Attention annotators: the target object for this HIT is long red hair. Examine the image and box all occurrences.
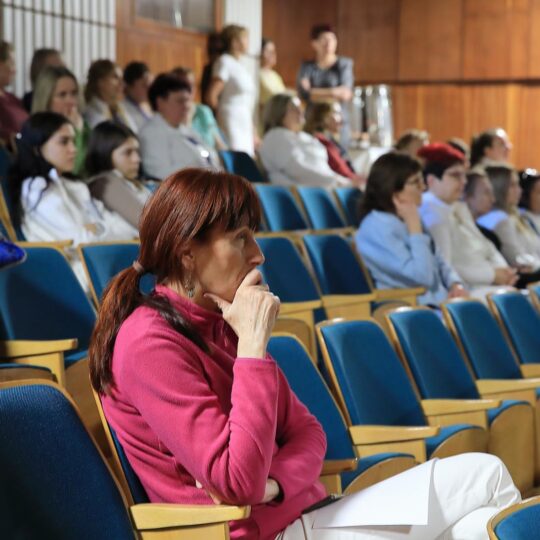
[88,168,261,394]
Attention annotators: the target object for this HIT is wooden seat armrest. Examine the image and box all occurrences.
[421,399,500,415]
[476,379,540,394]
[520,364,540,378]
[0,339,78,358]
[374,288,425,301]
[18,240,74,249]
[279,300,322,315]
[130,503,250,530]
[348,425,439,445]
[321,458,358,475]
[322,294,376,308]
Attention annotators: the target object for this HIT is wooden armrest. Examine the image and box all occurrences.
[322,294,376,307]
[348,425,439,445]
[130,503,250,530]
[476,379,540,393]
[374,288,425,301]
[0,339,78,358]
[321,458,358,475]
[279,300,322,315]
[520,364,540,378]
[18,240,73,249]
[421,399,500,415]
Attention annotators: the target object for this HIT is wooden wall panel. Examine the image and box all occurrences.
[337,0,400,83]
[527,0,540,76]
[398,0,462,81]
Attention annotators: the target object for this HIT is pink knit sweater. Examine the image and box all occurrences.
[102,285,327,539]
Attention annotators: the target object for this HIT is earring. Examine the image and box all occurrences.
[184,275,195,299]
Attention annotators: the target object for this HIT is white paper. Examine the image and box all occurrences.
[312,459,435,528]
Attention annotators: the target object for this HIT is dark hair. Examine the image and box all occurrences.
[519,169,540,210]
[310,24,335,41]
[30,48,62,86]
[85,59,116,102]
[359,152,422,221]
[447,138,469,157]
[470,129,501,167]
[85,121,137,176]
[304,101,333,134]
[464,171,488,199]
[123,61,149,86]
[0,40,12,62]
[394,129,428,151]
[89,168,262,395]
[261,37,273,52]
[8,112,71,228]
[148,73,191,111]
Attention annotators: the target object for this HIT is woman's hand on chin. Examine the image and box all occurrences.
[204,269,280,358]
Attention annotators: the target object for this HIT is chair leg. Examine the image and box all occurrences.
[65,358,110,458]
[430,428,489,460]
[488,403,535,494]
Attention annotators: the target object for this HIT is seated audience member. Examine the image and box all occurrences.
[7,112,137,283]
[89,168,520,540]
[419,143,517,298]
[32,65,90,175]
[393,129,429,158]
[259,38,286,117]
[83,59,137,131]
[0,41,28,144]
[171,66,227,151]
[447,137,470,164]
[139,74,220,180]
[121,61,153,133]
[86,121,152,229]
[478,166,540,284]
[304,101,363,184]
[22,47,64,111]
[465,170,503,251]
[470,128,512,168]
[519,169,540,234]
[259,93,354,188]
[356,152,468,306]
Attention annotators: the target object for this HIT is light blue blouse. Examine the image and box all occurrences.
[355,210,462,306]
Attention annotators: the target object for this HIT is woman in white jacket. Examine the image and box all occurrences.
[7,112,137,285]
[259,93,355,189]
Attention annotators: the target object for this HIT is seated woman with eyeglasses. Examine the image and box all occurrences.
[355,152,468,306]
[89,168,519,540]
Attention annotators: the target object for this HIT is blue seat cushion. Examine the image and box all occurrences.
[488,400,530,424]
[494,504,540,539]
[425,424,483,458]
[341,452,414,490]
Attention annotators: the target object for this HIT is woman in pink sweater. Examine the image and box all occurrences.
[89,168,520,540]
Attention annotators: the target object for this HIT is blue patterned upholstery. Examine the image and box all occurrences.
[0,383,134,538]
[268,335,413,489]
[0,247,95,362]
[333,187,363,227]
[79,243,142,303]
[255,185,309,231]
[494,502,540,539]
[489,292,540,365]
[444,300,522,379]
[296,187,346,230]
[303,234,372,295]
[319,320,483,458]
[219,150,266,183]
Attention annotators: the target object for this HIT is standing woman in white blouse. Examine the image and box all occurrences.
[206,25,256,156]
[7,112,137,285]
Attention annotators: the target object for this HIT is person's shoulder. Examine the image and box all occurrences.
[359,210,399,234]
[262,127,291,144]
[338,56,353,67]
[420,193,449,223]
[477,209,508,229]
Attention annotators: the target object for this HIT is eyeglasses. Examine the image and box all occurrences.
[405,175,424,188]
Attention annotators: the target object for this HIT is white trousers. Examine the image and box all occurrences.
[278,453,520,540]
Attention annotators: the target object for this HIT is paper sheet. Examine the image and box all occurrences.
[312,459,435,528]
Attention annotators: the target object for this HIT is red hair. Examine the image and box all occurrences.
[89,168,261,394]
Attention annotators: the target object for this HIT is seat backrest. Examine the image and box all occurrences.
[296,187,346,229]
[0,381,133,539]
[388,308,481,399]
[255,184,309,231]
[267,335,355,461]
[79,243,141,304]
[257,236,320,302]
[0,145,23,241]
[443,300,522,380]
[333,187,363,227]
[0,247,96,351]
[318,320,426,427]
[492,498,540,539]
[489,292,540,366]
[219,150,266,183]
[302,234,372,295]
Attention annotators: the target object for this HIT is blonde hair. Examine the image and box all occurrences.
[221,25,247,53]
[32,65,80,113]
[263,92,296,133]
[485,165,516,213]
